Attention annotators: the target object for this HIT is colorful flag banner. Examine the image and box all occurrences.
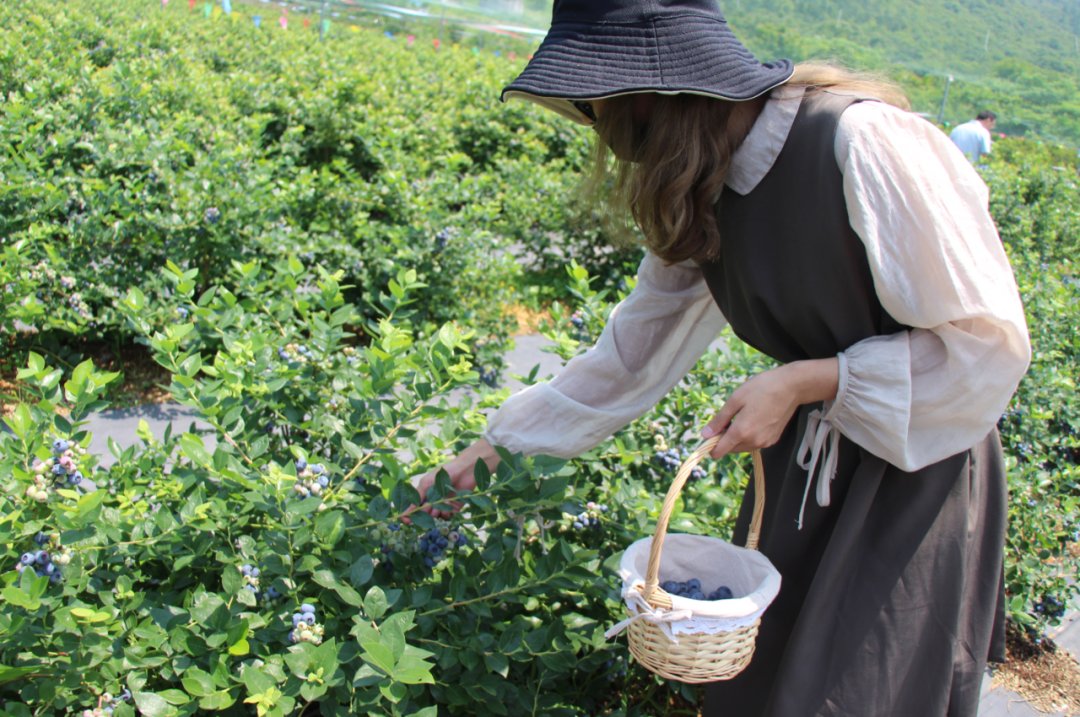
[406,34,415,46]
[320,18,330,34]
[221,0,231,15]
[203,2,212,17]
[279,14,287,29]
[253,14,261,27]
[161,0,169,6]
[433,38,441,50]
[189,0,196,9]
[303,17,310,28]
[384,30,394,39]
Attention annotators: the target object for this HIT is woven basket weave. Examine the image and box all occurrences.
[625,438,770,684]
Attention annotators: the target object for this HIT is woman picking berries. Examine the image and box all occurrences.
[418,1,1030,714]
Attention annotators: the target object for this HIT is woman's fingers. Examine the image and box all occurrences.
[703,390,748,458]
[404,439,499,522]
[702,395,740,441]
[703,367,805,458]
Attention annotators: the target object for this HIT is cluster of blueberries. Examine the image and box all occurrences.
[418,524,468,568]
[16,533,70,585]
[238,563,280,601]
[288,603,324,645]
[80,689,132,717]
[373,519,469,570]
[292,459,330,500]
[477,367,498,387]
[374,521,408,561]
[1035,593,1067,620]
[278,342,315,366]
[660,578,735,602]
[204,206,221,224]
[26,261,92,320]
[653,448,706,480]
[568,311,590,342]
[67,292,92,319]
[27,438,86,501]
[566,501,608,532]
[434,228,452,251]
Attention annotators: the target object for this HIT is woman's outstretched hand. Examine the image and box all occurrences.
[409,438,501,521]
[702,358,839,459]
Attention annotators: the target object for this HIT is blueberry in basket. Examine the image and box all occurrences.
[660,578,734,600]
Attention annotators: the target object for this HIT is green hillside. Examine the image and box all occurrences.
[248,1,1080,142]
[498,0,1080,145]
[719,0,1080,143]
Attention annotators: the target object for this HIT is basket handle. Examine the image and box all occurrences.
[642,437,766,608]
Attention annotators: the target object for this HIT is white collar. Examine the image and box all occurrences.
[726,84,806,196]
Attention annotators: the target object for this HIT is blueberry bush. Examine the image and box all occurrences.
[2,0,1079,715]
[0,251,777,715]
[984,150,1080,639]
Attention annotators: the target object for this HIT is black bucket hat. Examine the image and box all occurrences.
[501,0,794,125]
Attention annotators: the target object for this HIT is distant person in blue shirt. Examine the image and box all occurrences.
[950,110,997,163]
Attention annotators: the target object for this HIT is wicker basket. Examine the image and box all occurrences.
[612,438,780,684]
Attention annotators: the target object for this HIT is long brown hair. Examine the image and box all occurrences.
[585,62,909,263]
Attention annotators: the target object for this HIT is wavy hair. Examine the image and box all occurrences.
[585,62,909,263]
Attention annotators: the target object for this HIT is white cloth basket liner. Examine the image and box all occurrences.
[614,533,782,639]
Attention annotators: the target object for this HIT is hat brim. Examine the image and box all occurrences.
[501,14,793,125]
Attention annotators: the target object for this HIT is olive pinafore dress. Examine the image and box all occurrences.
[697,91,1007,717]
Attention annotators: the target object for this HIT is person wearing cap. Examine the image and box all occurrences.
[950,110,998,164]
[416,1,1030,715]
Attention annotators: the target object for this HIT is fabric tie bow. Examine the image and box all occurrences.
[795,408,841,530]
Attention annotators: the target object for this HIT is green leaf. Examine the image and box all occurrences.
[181,667,216,697]
[312,638,340,678]
[484,652,509,678]
[227,637,250,656]
[363,586,388,620]
[132,692,179,717]
[70,607,112,623]
[348,556,374,587]
[360,641,396,675]
[190,592,227,626]
[124,287,146,311]
[157,690,191,706]
[378,681,406,704]
[198,690,236,711]
[393,653,436,684]
[241,665,277,695]
[539,475,570,501]
[66,358,93,399]
[73,489,106,522]
[312,569,364,607]
[180,433,211,466]
[6,404,31,440]
[314,510,345,546]
[0,665,39,685]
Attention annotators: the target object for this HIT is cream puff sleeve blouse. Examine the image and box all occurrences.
[483,87,1031,480]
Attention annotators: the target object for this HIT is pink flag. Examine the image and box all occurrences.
[279,12,287,29]
[407,34,415,46]
[433,38,441,49]
[189,0,196,9]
